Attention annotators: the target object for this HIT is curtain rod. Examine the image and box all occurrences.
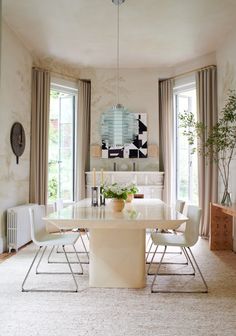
[33,63,216,83]
[161,64,216,82]
[32,66,80,81]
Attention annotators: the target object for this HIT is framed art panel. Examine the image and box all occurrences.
[102,113,147,159]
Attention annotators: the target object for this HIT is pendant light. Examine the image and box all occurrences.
[101,0,138,147]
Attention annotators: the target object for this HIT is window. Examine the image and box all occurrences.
[48,80,77,202]
[174,79,198,204]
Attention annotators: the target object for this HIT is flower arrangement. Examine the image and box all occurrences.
[101,182,138,200]
[101,182,138,210]
[102,183,129,200]
[126,183,139,195]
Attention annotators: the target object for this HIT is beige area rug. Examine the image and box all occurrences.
[0,238,236,336]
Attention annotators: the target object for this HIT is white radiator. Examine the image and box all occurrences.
[7,204,44,252]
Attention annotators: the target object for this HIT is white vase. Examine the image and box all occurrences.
[111,198,125,212]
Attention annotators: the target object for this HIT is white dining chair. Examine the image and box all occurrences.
[22,206,84,292]
[53,199,89,263]
[146,200,185,262]
[148,205,208,293]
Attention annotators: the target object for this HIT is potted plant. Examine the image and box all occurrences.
[179,90,236,206]
[102,183,128,211]
[126,183,139,202]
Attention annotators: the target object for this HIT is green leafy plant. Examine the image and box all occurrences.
[102,183,128,200]
[179,90,236,205]
[48,177,58,201]
[126,183,138,195]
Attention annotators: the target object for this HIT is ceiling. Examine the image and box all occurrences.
[3,0,236,68]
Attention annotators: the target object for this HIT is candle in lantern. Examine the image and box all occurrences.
[93,168,96,187]
[101,168,104,185]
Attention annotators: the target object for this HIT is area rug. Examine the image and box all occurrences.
[0,239,235,336]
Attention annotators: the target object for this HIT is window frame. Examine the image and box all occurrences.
[173,78,197,204]
[48,78,78,203]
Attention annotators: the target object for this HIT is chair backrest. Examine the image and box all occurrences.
[175,200,186,231]
[54,199,64,212]
[175,200,185,213]
[29,205,46,244]
[184,205,202,247]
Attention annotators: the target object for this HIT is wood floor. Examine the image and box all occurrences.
[0,242,32,263]
[0,251,16,263]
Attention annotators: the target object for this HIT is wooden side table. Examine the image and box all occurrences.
[210,203,235,250]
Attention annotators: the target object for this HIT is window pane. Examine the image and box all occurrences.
[48,90,75,202]
[175,88,198,204]
[177,95,189,201]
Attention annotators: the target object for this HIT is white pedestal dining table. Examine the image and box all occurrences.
[44,199,188,289]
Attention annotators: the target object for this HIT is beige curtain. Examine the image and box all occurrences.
[196,66,218,236]
[29,68,50,205]
[159,79,174,205]
[75,80,91,201]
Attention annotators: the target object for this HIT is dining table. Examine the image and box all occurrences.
[43,198,188,289]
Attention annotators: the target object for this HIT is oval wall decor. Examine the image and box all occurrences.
[10,122,26,164]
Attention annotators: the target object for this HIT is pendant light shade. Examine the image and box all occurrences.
[101,0,138,147]
[101,104,138,146]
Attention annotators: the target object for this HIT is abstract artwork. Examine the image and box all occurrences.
[102,113,147,159]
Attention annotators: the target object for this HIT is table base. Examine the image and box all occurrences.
[89,228,146,288]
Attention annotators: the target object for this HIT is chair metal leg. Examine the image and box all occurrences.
[22,245,80,293]
[156,250,182,255]
[48,243,87,267]
[48,246,55,263]
[147,245,158,274]
[62,245,78,292]
[35,245,83,275]
[147,244,189,274]
[36,246,47,274]
[72,244,84,274]
[80,234,89,262]
[149,246,194,276]
[151,246,167,292]
[146,241,153,263]
[22,247,42,292]
[146,232,182,265]
[150,246,208,293]
[182,247,195,273]
[187,247,208,293]
[56,233,89,264]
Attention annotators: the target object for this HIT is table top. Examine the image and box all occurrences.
[44,199,188,231]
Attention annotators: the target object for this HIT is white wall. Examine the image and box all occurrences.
[0,22,32,252]
[216,28,236,203]
[171,52,216,78]
[0,17,222,253]
[80,67,171,172]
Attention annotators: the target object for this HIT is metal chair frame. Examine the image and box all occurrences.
[53,200,90,263]
[22,244,83,293]
[22,207,84,293]
[149,245,208,293]
[148,205,208,293]
[146,200,185,263]
[147,244,189,272]
[146,231,183,264]
[55,230,89,264]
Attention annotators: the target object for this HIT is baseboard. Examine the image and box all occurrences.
[0,236,7,254]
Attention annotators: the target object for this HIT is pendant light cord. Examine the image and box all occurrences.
[116,2,120,106]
